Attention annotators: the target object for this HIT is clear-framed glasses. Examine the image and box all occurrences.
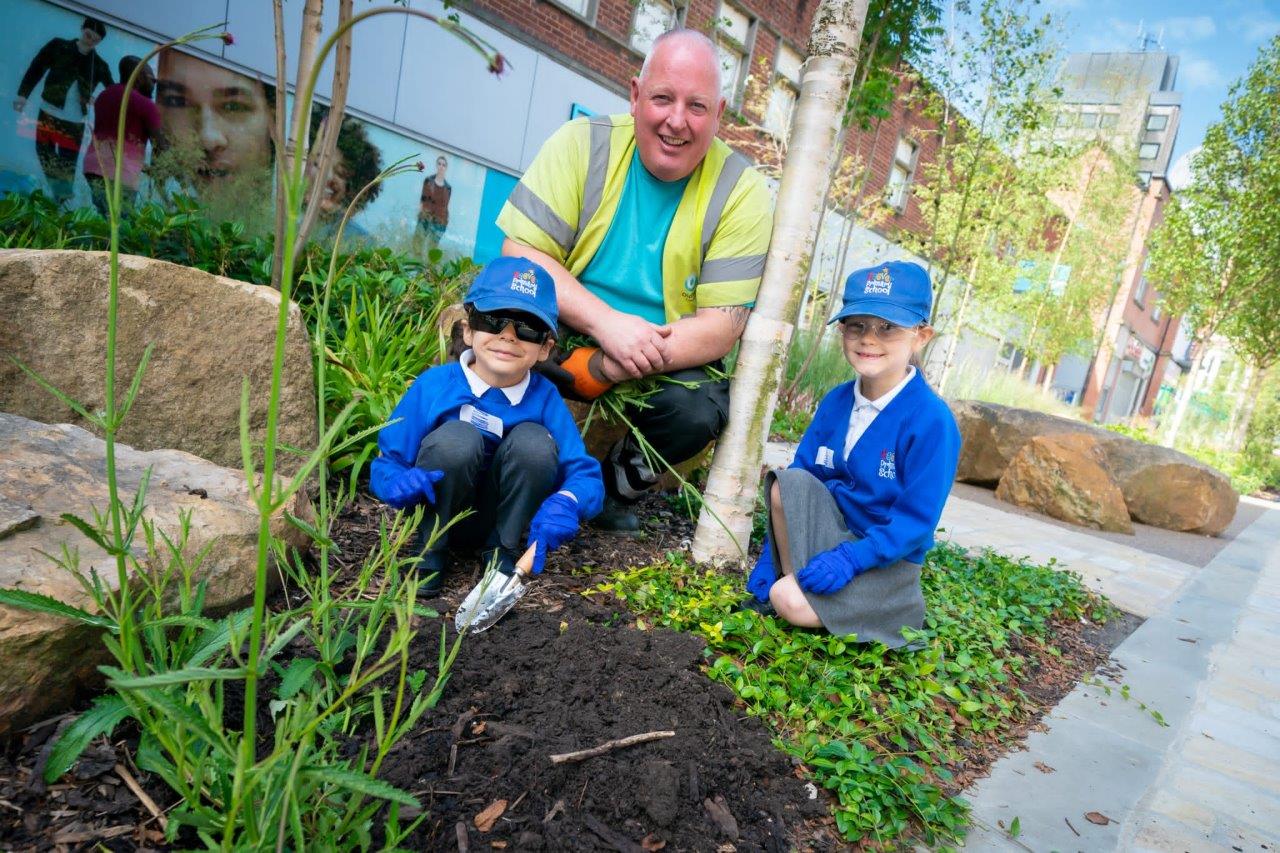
[840,317,914,342]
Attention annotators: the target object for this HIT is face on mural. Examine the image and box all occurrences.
[156,50,272,186]
[77,26,104,53]
[629,35,724,182]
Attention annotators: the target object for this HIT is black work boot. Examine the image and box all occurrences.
[593,437,657,535]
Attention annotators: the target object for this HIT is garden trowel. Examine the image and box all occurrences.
[454,544,537,633]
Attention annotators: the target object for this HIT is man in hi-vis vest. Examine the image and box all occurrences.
[498,28,774,531]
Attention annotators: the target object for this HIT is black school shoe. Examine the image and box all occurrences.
[417,550,449,595]
[480,546,519,577]
[733,597,777,617]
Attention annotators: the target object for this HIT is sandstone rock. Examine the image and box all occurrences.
[995,433,1133,533]
[1098,438,1238,535]
[0,413,308,735]
[949,399,1095,486]
[0,249,316,474]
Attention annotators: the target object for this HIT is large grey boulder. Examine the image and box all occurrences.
[0,249,316,475]
[949,399,1238,536]
[0,413,308,735]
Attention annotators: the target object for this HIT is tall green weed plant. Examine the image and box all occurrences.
[944,358,1081,419]
[0,9,504,847]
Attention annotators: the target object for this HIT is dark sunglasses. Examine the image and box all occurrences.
[467,308,552,344]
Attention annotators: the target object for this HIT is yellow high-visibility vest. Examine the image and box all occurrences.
[497,114,773,323]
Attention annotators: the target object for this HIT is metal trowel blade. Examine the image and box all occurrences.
[454,567,526,633]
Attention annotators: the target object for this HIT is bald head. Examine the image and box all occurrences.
[639,29,722,95]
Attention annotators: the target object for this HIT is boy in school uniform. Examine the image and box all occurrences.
[370,257,604,592]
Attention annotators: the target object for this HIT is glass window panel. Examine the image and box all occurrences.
[1146,113,1168,131]
[775,44,803,85]
[718,3,751,44]
[894,137,917,165]
[1139,142,1160,160]
[764,81,796,136]
[716,40,743,101]
[630,0,676,54]
[1080,111,1099,128]
[552,0,590,15]
[886,163,910,208]
[1099,112,1118,128]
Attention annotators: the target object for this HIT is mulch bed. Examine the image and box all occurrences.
[0,492,1139,851]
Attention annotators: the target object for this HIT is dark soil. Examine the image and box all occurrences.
[0,491,1141,851]
[381,578,818,851]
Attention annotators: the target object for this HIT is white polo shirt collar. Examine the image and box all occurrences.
[459,349,529,405]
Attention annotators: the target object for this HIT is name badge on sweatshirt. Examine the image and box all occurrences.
[815,446,836,468]
[459,404,504,438]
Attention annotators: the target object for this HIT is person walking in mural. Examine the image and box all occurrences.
[82,56,161,215]
[497,28,773,532]
[154,49,273,199]
[418,155,451,249]
[14,16,112,204]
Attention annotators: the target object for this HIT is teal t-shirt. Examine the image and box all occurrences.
[579,150,689,324]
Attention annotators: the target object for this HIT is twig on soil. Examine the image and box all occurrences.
[455,820,469,852]
[114,763,168,832]
[549,730,675,765]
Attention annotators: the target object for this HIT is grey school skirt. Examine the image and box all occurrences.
[765,468,925,648]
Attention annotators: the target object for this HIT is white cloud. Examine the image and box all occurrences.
[1155,15,1216,42]
[1232,15,1280,42]
[1180,54,1226,89]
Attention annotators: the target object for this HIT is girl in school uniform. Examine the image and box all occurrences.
[745,261,961,647]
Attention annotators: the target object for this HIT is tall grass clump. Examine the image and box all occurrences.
[0,9,505,847]
[944,357,1081,419]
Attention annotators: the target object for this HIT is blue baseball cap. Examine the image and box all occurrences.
[830,260,932,328]
[465,256,558,333]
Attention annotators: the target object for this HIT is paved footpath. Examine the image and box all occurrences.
[950,494,1280,852]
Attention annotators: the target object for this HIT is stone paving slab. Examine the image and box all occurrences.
[960,501,1280,852]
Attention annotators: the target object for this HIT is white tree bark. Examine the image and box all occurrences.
[691,0,869,563]
[1161,344,1204,447]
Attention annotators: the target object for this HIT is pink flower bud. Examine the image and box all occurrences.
[488,54,508,78]
[221,32,235,46]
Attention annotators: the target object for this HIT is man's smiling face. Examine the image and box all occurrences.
[629,36,725,182]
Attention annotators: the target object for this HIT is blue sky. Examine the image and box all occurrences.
[1050,0,1280,164]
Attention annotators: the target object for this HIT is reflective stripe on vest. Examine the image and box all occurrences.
[576,116,613,244]
[508,181,575,254]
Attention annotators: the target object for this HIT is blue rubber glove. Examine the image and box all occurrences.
[795,543,861,596]
[527,492,580,574]
[381,467,445,509]
[746,544,777,602]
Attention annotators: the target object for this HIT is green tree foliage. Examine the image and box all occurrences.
[907,0,1061,328]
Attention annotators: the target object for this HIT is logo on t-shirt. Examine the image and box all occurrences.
[865,267,893,295]
[511,269,538,296]
[878,449,897,479]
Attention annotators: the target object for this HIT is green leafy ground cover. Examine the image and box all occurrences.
[597,542,1118,846]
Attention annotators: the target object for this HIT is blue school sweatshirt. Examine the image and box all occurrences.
[790,370,961,569]
[370,362,604,520]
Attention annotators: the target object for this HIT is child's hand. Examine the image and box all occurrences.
[383,467,445,509]
[746,547,776,602]
[796,544,858,596]
[527,493,580,573]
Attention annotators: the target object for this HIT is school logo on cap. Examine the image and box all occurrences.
[510,269,538,296]
[878,449,897,480]
[865,267,893,296]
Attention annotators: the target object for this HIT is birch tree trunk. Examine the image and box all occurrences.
[1161,344,1205,447]
[691,0,869,563]
[1229,364,1265,451]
